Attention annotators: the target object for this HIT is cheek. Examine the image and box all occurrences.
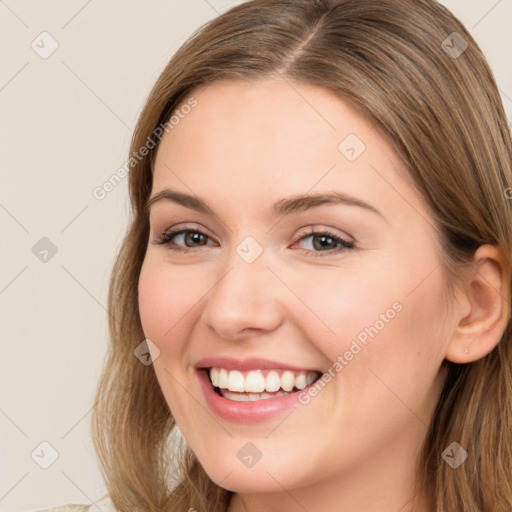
[286,262,401,359]
[138,256,206,343]
[312,252,448,404]
[137,257,203,422]
[346,264,449,411]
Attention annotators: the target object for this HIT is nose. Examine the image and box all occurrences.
[201,248,285,341]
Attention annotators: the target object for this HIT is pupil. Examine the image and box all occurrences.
[314,235,333,250]
[188,232,204,245]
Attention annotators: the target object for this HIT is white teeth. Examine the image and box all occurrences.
[228,370,245,392]
[210,367,219,387]
[295,372,307,390]
[244,371,265,393]
[281,370,295,392]
[265,371,281,392]
[306,373,316,386]
[208,367,319,394]
[218,368,229,389]
[220,389,292,401]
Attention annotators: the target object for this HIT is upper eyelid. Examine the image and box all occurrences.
[150,210,356,238]
[155,225,353,248]
[160,222,212,237]
[154,223,350,238]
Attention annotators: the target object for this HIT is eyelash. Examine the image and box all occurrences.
[153,226,354,257]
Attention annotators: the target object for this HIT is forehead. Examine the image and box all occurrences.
[151,77,424,224]
[157,77,377,163]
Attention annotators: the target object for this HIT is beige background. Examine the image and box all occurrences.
[1,1,511,510]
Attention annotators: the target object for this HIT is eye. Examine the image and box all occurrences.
[153,225,354,256]
[153,227,215,251]
[292,228,354,256]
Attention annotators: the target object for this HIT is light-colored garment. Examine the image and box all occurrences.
[33,497,114,512]
[36,506,91,512]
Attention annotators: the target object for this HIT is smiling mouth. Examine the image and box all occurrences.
[203,367,323,402]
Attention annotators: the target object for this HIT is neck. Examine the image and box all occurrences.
[226,433,435,512]
[228,481,434,512]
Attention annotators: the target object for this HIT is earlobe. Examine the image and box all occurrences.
[445,244,511,364]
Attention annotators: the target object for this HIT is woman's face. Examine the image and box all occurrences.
[138,78,455,502]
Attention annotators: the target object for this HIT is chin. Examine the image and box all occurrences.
[196,450,309,494]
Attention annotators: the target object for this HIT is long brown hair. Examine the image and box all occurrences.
[91,1,512,510]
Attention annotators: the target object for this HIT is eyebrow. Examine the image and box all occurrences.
[145,188,385,220]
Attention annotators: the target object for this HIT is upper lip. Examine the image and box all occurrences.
[195,356,321,373]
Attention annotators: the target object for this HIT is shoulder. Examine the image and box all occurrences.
[32,496,114,512]
[35,506,92,512]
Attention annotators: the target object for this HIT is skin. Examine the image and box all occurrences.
[137,76,510,512]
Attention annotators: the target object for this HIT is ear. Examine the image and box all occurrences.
[445,244,511,364]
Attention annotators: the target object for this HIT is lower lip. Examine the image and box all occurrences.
[196,369,311,423]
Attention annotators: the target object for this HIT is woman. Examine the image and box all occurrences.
[83,0,511,511]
